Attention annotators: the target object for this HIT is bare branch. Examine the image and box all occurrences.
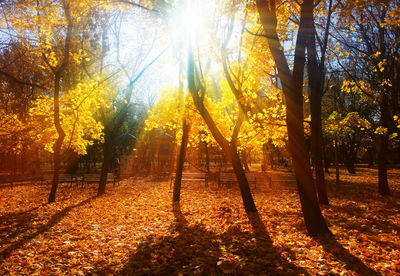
[0,70,46,90]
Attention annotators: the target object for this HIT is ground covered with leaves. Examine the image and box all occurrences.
[1,167,400,275]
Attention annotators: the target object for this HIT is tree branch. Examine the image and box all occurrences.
[0,70,46,90]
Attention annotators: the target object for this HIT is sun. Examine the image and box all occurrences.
[168,0,213,41]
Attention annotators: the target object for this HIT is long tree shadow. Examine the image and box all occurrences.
[0,206,42,248]
[316,236,379,275]
[115,204,308,275]
[239,212,309,275]
[118,204,222,275]
[0,196,96,264]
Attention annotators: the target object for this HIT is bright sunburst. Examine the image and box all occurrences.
[168,0,214,41]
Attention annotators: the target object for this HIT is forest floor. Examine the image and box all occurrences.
[0,167,399,275]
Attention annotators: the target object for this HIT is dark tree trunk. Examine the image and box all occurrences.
[286,75,331,235]
[256,0,331,236]
[187,47,257,213]
[242,151,250,172]
[205,140,210,175]
[334,137,340,192]
[310,91,329,204]
[48,2,72,204]
[367,146,374,168]
[344,153,356,174]
[48,72,66,204]
[97,88,132,195]
[378,94,390,195]
[304,0,332,206]
[173,119,190,203]
[323,146,330,175]
[98,138,112,196]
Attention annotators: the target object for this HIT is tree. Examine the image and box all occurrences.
[304,0,335,205]
[1,0,120,202]
[255,0,331,236]
[187,42,257,213]
[97,8,167,195]
[332,0,400,195]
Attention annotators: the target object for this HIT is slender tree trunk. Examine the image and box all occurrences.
[378,94,390,195]
[48,72,66,203]
[11,152,16,186]
[173,119,190,203]
[205,140,210,176]
[334,136,340,192]
[367,146,374,168]
[304,2,331,206]
[324,146,330,175]
[344,155,356,174]
[48,2,71,204]
[98,137,112,196]
[242,151,250,172]
[310,94,329,204]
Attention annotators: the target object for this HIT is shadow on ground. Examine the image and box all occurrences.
[317,237,379,275]
[0,196,96,264]
[102,204,309,275]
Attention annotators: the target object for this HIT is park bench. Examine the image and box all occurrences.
[170,172,209,188]
[41,173,78,187]
[82,173,118,187]
[269,174,297,190]
[217,172,257,189]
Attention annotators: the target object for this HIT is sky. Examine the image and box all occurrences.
[109,0,223,107]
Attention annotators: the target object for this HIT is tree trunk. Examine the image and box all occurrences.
[344,148,356,174]
[48,2,71,204]
[286,77,331,236]
[205,139,210,176]
[193,104,257,214]
[304,2,331,206]
[334,137,340,192]
[98,138,112,196]
[367,146,374,168]
[323,146,330,175]
[378,94,390,195]
[310,94,329,204]
[48,72,66,204]
[256,0,331,236]
[187,47,257,213]
[242,151,250,172]
[173,119,190,203]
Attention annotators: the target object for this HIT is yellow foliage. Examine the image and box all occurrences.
[28,79,112,155]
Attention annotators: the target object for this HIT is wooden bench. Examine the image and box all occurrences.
[170,172,209,188]
[217,172,257,189]
[41,174,78,187]
[269,175,297,190]
[82,173,118,187]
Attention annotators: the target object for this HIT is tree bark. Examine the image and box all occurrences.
[378,94,390,195]
[304,0,332,206]
[98,136,112,196]
[334,136,340,192]
[187,46,257,213]
[48,72,67,203]
[256,0,331,236]
[204,139,210,176]
[173,119,190,203]
[48,2,72,204]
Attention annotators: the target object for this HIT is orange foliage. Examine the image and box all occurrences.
[0,168,399,274]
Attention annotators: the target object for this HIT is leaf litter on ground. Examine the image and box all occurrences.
[0,167,399,275]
